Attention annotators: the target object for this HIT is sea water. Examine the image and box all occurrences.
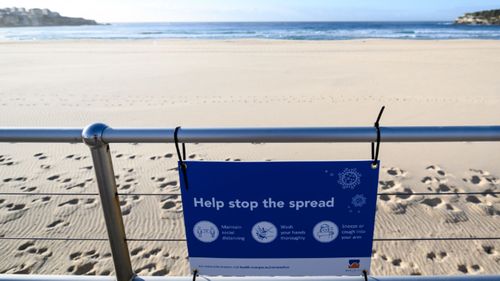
[1,22,500,40]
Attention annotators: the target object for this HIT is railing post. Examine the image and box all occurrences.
[82,123,134,281]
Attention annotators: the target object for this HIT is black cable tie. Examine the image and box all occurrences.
[371,106,385,168]
[174,126,189,190]
[363,269,369,281]
[192,269,198,281]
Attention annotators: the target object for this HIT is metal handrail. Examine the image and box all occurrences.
[1,123,500,281]
[0,125,499,143]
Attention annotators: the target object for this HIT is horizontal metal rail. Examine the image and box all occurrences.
[1,236,500,242]
[0,275,499,281]
[1,191,499,197]
[1,125,500,143]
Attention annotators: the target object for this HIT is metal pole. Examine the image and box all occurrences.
[1,125,500,144]
[82,123,134,281]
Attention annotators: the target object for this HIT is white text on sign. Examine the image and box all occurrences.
[192,197,335,211]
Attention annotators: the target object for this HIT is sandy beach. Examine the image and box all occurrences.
[0,39,499,276]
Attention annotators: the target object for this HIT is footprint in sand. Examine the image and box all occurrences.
[374,251,421,275]
[421,197,443,208]
[116,168,139,192]
[60,177,94,190]
[421,165,458,193]
[135,263,169,276]
[426,165,447,176]
[417,194,469,223]
[29,196,51,207]
[65,154,89,161]
[46,219,70,229]
[426,251,448,262]
[0,199,29,224]
[40,164,51,170]
[119,195,141,216]
[151,176,178,190]
[463,169,498,187]
[377,167,416,214]
[224,158,241,162]
[160,194,182,213]
[1,241,52,274]
[461,171,500,216]
[67,249,111,275]
[47,174,89,189]
[444,209,469,224]
[33,152,48,160]
[384,167,407,178]
[113,153,139,160]
[130,247,169,276]
[0,154,16,166]
[481,245,498,256]
[150,153,174,160]
[457,264,482,274]
[2,176,31,192]
[379,180,396,190]
[386,202,408,214]
[20,186,37,192]
[47,175,60,181]
[464,194,500,217]
[15,241,52,258]
[55,198,98,217]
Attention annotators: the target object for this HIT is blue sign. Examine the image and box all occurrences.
[179,160,379,276]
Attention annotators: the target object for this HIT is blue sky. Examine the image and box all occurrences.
[1,0,499,22]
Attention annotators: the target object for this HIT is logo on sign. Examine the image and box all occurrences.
[348,259,361,269]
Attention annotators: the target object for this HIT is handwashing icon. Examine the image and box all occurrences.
[251,221,278,243]
[254,225,274,241]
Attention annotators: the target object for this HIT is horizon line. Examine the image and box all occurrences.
[104,20,455,24]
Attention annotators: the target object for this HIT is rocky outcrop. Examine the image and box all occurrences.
[455,9,500,25]
[0,7,98,27]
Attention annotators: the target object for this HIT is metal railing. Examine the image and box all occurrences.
[1,123,500,281]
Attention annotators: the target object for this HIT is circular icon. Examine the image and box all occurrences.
[193,221,219,243]
[313,221,339,243]
[337,168,362,190]
[251,221,278,243]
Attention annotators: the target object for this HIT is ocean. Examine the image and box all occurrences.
[1,22,500,40]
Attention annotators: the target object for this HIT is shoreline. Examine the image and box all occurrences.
[2,38,500,43]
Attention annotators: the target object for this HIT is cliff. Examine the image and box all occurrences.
[0,7,98,27]
[455,9,500,25]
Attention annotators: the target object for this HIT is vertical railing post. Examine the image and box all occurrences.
[82,123,134,281]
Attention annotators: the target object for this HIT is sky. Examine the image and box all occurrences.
[1,0,499,22]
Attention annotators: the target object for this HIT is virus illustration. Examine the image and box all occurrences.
[337,168,362,189]
[351,194,367,207]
